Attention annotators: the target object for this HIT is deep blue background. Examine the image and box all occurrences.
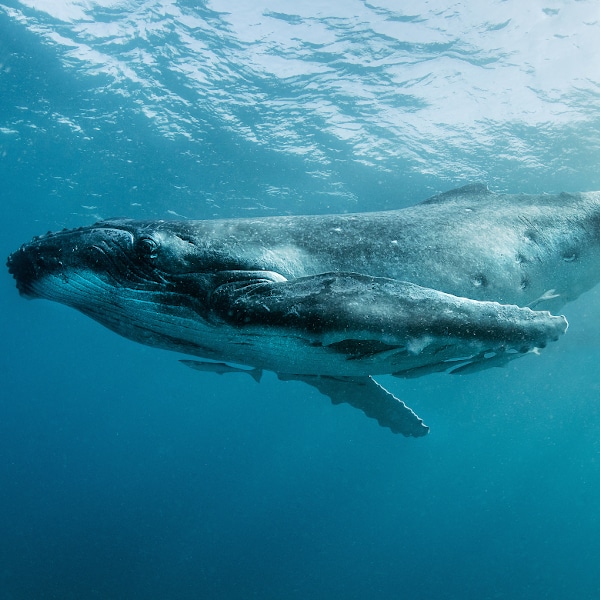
[2,2,600,599]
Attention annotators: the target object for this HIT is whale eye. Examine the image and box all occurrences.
[136,236,159,260]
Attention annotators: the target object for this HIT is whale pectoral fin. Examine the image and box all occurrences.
[278,373,429,437]
[210,272,568,354]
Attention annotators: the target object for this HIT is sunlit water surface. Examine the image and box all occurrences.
[1,2,600,599]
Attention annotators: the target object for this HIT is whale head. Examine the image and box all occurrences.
[6,219,252,356]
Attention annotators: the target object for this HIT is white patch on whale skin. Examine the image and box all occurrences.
[406,336,434,355]
[259,246,310,278]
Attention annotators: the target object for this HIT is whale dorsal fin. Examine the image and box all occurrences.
[421,183,491,205]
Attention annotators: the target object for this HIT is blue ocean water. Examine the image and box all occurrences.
[2,1,600,598]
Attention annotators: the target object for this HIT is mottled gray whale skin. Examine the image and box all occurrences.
[9,183,593,436]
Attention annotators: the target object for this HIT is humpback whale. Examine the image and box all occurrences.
[10,183,598,437]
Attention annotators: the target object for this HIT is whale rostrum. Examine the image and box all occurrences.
[11,183,600,437]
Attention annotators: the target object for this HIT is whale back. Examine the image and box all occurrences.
[145,184,600,311]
